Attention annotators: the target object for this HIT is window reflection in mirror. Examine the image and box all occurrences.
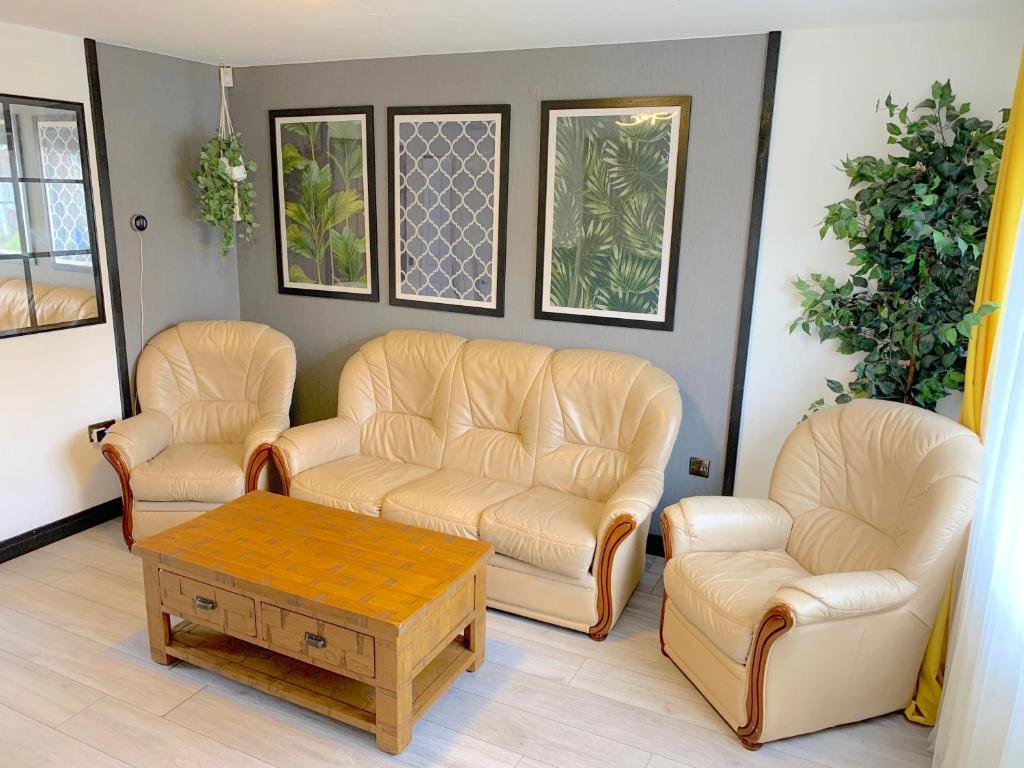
[0,95,103,338]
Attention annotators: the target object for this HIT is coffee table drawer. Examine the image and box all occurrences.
[158,570,256,637]
[262,603,375,678]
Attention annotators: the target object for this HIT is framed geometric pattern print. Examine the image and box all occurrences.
[534,97,690,331]
[37,120,91,269]
[387,105,509,316]
[269,106,379,301]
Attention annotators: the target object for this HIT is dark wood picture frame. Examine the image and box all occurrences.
[269,105,379,302]
[387,104,510,317]
[533,96,691,331]
[0,93,106,341]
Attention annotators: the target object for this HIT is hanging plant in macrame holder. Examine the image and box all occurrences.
[193,71,257,258]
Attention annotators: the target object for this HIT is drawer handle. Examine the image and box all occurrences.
[305,632,327,649]
[194,596,217,611]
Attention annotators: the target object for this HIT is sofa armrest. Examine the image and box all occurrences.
[586,468,663,640]
[772,570,918,626]
[597,467,663,542]
[100,412,172,470]
[661,496,791,558]
[272,416,362,484]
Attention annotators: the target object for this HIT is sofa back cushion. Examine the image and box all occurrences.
[442,339,553,485]
[772,399,981,589]
[138,320,296,444]
[340,330,465,468]
[533,349,682,502]
[0,277,97,329]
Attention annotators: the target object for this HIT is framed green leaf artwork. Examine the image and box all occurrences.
[269,106,379,301]
[534,97,690,330]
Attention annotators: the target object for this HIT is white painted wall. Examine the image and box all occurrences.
[0,22,122,539]
[734,16,1023,497]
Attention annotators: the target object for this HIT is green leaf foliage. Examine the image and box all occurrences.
[792,81,1006,410]
[279,120,368,288]
[550,114,671,313]
[191,132,257,259]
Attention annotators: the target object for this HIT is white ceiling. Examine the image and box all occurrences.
[1,0,1018,66]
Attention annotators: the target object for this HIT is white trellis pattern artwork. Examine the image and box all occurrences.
[389,107,508,315]
[38,120,91,268]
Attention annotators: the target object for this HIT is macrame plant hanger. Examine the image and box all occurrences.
[217,67,246,222]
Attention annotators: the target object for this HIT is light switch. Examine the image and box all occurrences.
[688,457,710,478]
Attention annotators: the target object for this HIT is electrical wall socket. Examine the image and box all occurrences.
[688,457,711,478]
[219,65,233,87]
[88,419,116,444]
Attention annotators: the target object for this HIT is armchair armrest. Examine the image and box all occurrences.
[244,413,290,468]
[243,413,290,492]
[100,411,172,470]
[661,496,792,558]
[272,416,362,486]
[772,569,918,626]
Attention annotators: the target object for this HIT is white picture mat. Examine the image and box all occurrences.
[392,112,503,308]
[275,114,373,293]
[540,105,682,321]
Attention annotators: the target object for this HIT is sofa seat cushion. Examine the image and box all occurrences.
[663,550,809,664]
[290,454,433,516]
[381,469,526,539]
[130,444,245,503]
[479,487,605,578]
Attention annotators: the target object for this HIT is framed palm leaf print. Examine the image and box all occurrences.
[388,105,509,316]
[270,106,379,301]
[534,97,690,330]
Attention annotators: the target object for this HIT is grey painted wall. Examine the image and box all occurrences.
[231,36,768,530]
[96,43,240,382]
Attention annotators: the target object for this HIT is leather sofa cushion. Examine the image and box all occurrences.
[130,444,245,502]
[381,469,525,539]
[663,550,809,664]
[480,487,604,578]
[290,455,433,516]
[442,338,552,486]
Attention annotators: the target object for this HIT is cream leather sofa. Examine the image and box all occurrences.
[102,321,296,546]
[272,330,682,639]
[0,277,97,330]
[659,399,981,748]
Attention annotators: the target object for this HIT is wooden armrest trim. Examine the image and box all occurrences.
[587,514,637,641]
[658,509,675,653]
[737,603,795,750]
[245,443,274,493]
[101,443,135,549]
[269,444,291,495]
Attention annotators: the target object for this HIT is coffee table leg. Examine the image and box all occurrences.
[466,571,486,672]
[142,558,171,665]
[376,682,412,754]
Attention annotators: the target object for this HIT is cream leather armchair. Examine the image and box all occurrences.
[102,320,296,546]
[659,399,981,748]
[272,330,682,639]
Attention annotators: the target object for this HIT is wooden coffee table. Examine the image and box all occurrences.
[132,491,492,754]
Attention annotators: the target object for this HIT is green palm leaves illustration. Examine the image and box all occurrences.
[550,115,671,313]
[281,121,367,286]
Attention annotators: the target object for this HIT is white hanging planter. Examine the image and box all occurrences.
[192,65,257,255]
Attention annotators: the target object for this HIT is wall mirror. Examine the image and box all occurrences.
[0,94,104,339]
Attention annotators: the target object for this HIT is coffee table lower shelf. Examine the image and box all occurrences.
[165,621,474,736]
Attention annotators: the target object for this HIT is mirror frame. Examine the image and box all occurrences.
[0,92,105,340]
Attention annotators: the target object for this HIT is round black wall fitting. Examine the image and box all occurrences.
[130,214,148,232]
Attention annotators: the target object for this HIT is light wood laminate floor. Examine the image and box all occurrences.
[0,520,933,768]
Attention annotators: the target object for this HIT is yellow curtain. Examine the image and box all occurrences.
[905,48,1024,726]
